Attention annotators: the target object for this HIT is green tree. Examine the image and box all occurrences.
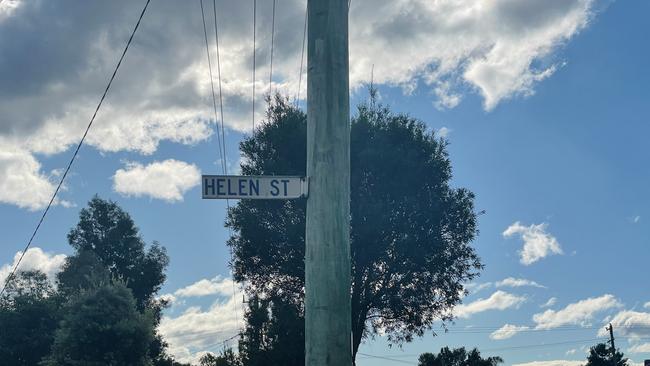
[418,347,503,366]
[58,196,169,309]
[585,343,628,366]
[227,96,483,361]
[56,197,175,365]
[42,281,155,366]
[237,294,304,366]
[199,349,240,366]
[238,296,270,366]
[0,271,60,366]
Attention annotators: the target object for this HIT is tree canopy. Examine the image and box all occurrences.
[59,196,169,308]
[585,343,628,366]
[418,347,503,366]
[227,96,483,360]
[0,197,178,366]
[0,271,60,366]
[42,281,155,366]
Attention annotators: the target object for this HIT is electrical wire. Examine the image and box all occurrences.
[296,4,307,106]
[358,352,415,365]
[199,0,225,173]
[252,0,257,132]
[212,0,227,176]
[206,0,242,333]
[268,0,276,100]
[358,338,608,363]
[0,0,152,298]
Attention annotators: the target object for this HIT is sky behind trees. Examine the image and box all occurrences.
[1,0,649,365]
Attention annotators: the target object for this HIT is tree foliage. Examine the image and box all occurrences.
[227,96,483,359]
[59,196,169,308]
[237,295,304,366]
[418,347,503,366]
[199,349,240,366]
[0,271,60,366]
[56,197,175,364]
[42,281,155,366]
[585,343,628,366]
[0,197,176,365]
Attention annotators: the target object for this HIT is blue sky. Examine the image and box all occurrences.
[1,0,649,365]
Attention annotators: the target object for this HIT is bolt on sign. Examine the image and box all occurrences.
[202,175,309,200]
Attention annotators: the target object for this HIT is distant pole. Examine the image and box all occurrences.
[305,0,352,365]
[608,323,616,354]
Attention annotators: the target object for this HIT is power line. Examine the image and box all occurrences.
[206,0,242,332]
[251,0,256,132]
[296,4,307,106]
[268,0,276,100]
[212,0,227,176]
[358,338,607,363]
[0,0,152,299]
[481,338,606,353]
[199,0,225,174]
[358,352,415,365]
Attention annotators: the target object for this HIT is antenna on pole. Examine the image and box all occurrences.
[607,323,616,355]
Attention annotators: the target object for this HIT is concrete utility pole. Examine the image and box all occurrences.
[305,0,352,365]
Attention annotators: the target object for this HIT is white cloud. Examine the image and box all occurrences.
[113,160,200,202]
[455,290,526,319]
[503,222,563,265]
[0,0,599,209]
[496,277,546,289]
[0,146,57,210]
[174,276,236,298]
[533,294,622,329]
[0,247,67,285]
[349,0,595,110]
[633,216,641,223]
[465,282,492,293]
[159,277,243,363]
[512,361,583,366]
[644,302,650,309]
[541,297,558,308]
[433,82,461,110]
[490,324,529,340]
[437,127,452,139]
[628,362,646,366]
[599,310,650,339]
[628,342,650,354]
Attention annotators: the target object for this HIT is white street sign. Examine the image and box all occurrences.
[202,175,308,199]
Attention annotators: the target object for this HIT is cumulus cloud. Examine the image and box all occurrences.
[628,342,650,354]
[455,290,526,319]
[0,247,67,285]
[503,222,563,265]
[465,282,493,294]
[174,276,236,298]
[512,361,583,366]
[437,127,452,138]
[496,277,546,289]
[0,146,58,210]
[159,277,243,363]
[0,0,599,209]
[490,324,529,340]
[533,294,622,329]
[598,310,650,339]
[113,159,200,202]
[644,301,650,309]
[541,297,558,308]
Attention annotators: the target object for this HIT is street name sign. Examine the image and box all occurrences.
[202,175,308,199]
